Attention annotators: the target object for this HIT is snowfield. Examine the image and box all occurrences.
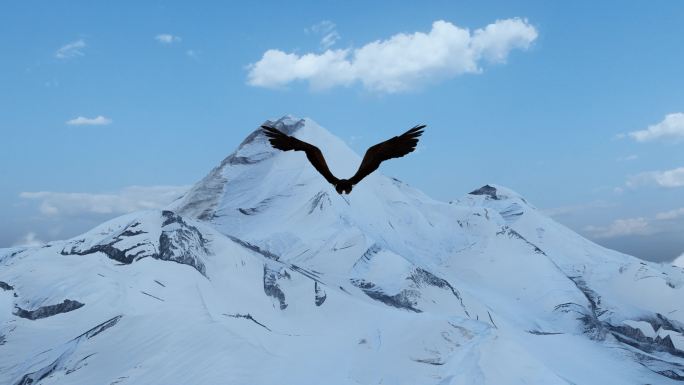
[1,116,683,385]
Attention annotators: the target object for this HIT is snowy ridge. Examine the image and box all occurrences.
[1,116,683,385]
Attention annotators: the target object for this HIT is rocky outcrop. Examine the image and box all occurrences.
[14,299,85,320]
[314,281,327,306]
[263,265,289,310]
[350,278,422,312]
[158,211,208,275]
[469,185,500,200]
[61,211,208,276]
[14,315,122,385]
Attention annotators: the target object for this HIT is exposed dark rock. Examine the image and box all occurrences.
[14,299,85,320]
[528,330,563,335]
[0,249,26,264]
[557,275,684,379]
[237,196,283,216]
[289,264,321,282]
[352,244,381,270]
[240,116,305,149]
[15,355,60,385]
[499,203,524,223]
[228,235,279,261]
[308,191,331,214]
[412,358,445,366]
[646,313,684,334]
[79,315,122,340]
[633,351,684,381]
[350,278,421,313]
[408,268,470,317]
[65,353,96,375]
[229,155,265,165]
[659,370,684,381]
[469,185,499,199]
[566,276,607,340]
[61,211,208,276]
[487,311,498,329]
[351,247,471,315]
[314,282,326,306]
[120,228,146,237]
[609,323,684,358]
[158,211,208,275]
[263,265,288,310]
[140,291,164,302]
[62,242,148,264]
[14,315,121,385]
[224,313,271,331]
[0,281,13,291]
[497,227,545,255]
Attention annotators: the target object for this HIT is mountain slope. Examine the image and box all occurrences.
[1,116,683,385]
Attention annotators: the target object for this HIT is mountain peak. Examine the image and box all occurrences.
[170,116,361,220]
[235,115,306,151]
[3,118,684,384]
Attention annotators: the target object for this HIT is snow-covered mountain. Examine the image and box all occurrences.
[2,116,683,385]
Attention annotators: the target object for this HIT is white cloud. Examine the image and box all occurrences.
[655,207,684,220]
[19,185,190,217]
[247,18,537,93]
[320,31,340,50]
[155,34,182,44]
[308,20,340,50]
[584,205,684,240]
[617,154,638,162]
[66,116,112,126]
[55,39,86,59]
[12,232,44,247]
[628,113,684,143]
[584,217,652,239]
[627,167,684,188]
[186,49,199,59]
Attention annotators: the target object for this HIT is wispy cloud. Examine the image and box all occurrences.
[55,39,86,59]
[20,185,190,217]
[247,18,537,93]
[584,217,652,239]
[155,34,182,44]
[627,112,684,143]
[617,154,638,162]
[12,232,44,247]
[584,205,684,239]
[307,20,340,50]
[66,116,112,126]
[544,201,615,217]
[627,167,684,188]
[655,207,684,220]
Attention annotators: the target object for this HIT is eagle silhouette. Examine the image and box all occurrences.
[262,124,426,194]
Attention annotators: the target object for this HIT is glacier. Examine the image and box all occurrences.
[1,115,683,385]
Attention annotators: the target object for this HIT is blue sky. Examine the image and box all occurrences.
[1,1,683,262]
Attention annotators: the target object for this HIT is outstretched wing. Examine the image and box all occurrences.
[349,125,425,186]
[262,126,340,185]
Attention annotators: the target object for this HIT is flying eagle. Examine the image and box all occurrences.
[262,124,426,194]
